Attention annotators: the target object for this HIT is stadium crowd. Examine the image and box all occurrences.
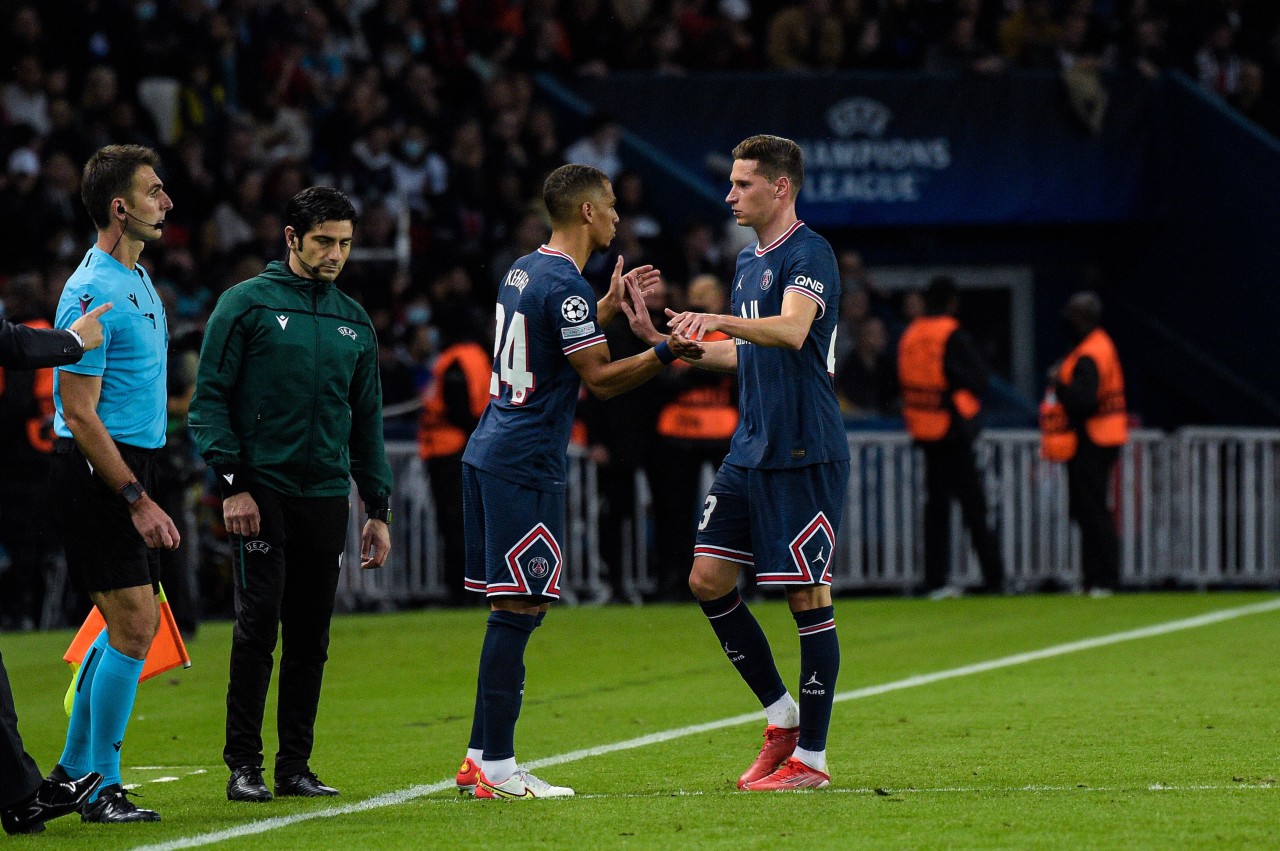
[0,0,1272,626]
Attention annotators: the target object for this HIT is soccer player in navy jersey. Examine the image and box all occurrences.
[455,164,702,799]
[624,135,849,790]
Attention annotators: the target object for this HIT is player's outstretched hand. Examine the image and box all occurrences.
[668,333,704,360]
[604,257,662,311]
[667,310,720,342]
[620,279,664,345]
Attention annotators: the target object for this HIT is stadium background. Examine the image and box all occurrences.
[2,0,1280,631]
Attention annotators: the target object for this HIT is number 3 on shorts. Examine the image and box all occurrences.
[698,495,718,531]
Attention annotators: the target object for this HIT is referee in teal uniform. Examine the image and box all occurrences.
[47,144,181,825]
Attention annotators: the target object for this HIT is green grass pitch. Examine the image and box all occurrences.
[3,591,1278,849]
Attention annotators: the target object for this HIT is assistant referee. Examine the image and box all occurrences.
[48,144,180,825]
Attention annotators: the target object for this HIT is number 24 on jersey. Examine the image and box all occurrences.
[490,304,535,404]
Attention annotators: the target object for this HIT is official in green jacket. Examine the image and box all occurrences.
[189,186,393,804]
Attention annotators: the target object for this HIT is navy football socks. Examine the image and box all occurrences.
[478,610,538,763]
[793,605,839,753]
[699,589,787,708]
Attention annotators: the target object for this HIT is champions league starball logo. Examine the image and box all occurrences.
[561,296,589,323]
[527,557,551,579]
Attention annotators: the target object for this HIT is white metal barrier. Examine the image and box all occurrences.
[337,429,1280,608]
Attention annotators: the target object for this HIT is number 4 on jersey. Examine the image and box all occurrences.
[491,303,535,404]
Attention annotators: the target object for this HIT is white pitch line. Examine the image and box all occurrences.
[555,783,1278,801]
[131,596,1280,851]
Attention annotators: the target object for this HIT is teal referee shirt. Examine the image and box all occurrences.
[53,246,168,449]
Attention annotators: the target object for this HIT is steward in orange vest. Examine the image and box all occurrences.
[898,306,987,442]
[417,309,492,605]
[656,330,738,442]
[417,340,491,460]
[1040,291,1127,593]
[895,276,1004,594]
[1040,328,1127,462]
[0,318,57,456]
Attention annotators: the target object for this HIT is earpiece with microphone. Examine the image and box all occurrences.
[289,238,325,278]
[117,203,165,231]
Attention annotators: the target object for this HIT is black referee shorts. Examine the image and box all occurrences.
[49,438,161,596]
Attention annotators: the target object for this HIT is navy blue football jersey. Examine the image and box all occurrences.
[462,246,605,492]
[726,221,850,469]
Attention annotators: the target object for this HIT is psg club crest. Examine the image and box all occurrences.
[496,523,564,596]
[760,269,774,291]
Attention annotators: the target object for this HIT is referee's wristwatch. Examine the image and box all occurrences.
[119,480,147,506]
[368,507,392,526]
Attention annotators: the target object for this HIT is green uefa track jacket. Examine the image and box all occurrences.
[189,260,392,512]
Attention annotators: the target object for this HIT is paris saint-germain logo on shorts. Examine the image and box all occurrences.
[561,295,589,323]
[527,556,551,579]
[760,269,774,291]
[245,540,271,554]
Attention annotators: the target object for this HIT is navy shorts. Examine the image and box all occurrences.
[694,461,850,586]
[462,463,565,600]
[49,438,161,595]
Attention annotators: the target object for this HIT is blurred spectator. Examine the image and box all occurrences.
[563,0,626,76]
[663,220,723,290]
[999,0,1060,68]
[925,14,1005,74]
[1195,20,1244,98]
[0,148,45,273]
[839,0,882,69]
[876,0,929,68]
[767,0,844,70]
[343,122,397,206]
[490,210,550,289]
[836,316,898,417]
[564,113,623,181]
[2,54,50,135]
[614,170,662,244]
[392,124,448,214]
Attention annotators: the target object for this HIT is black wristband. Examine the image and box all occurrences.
[215,465,250,498]
[653,339,677,365]
[368,507,392,526]
[119,480,146,506]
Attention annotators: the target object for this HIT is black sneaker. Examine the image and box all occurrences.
[2,768,102,835]
[227,766,273,802]
[80,784,160,823]
[274,772,339,797]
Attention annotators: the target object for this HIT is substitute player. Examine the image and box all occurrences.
[455,164,701,799]
[625,135,849,790]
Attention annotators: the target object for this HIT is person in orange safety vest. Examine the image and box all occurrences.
[418,307,492,604]
[897,276,1004,596]
[650,274,738,601]
[1040,291,1127,595]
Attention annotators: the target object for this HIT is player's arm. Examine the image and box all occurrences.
[621,279,738,373]
[568,334,702,400]
[58,371,180,549]
[668,290,819,351]
[596,256,661,327]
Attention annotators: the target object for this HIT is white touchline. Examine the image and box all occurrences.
[131,597,1280,851]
